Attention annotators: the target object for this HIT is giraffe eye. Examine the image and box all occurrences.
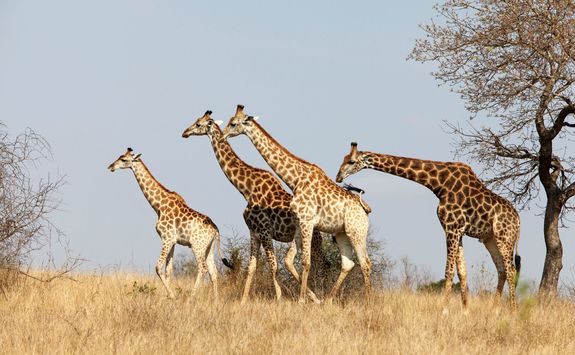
[230,123,237,127]
[120,158,128,162]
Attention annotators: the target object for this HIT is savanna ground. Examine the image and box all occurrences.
[1,265,574,355]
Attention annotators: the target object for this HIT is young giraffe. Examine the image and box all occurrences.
[182,110,329,303]
[222,106,372,303]
[336,142,521,309]
[108,148,228,299]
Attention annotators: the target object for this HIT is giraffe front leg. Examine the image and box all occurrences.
[156,242,176,299]
[297,222,314,304]
[285,240,321,304]
[241,235,261,304]
[442,230,462,313]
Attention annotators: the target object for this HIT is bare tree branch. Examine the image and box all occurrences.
[411,0,575,293]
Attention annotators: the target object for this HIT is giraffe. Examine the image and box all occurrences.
[182,110,329,303]
[108,148,228,300]
[336,142,521,309]
[222,105,372,303]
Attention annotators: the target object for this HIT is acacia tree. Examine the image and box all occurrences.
[410,0,575,294]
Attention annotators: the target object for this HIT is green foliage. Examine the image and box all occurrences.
[129,281,156,295]
[417,279,461,294]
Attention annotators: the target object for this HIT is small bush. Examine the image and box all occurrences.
[417,279,461,294]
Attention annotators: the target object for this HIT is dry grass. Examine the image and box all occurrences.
[1,272,574,355]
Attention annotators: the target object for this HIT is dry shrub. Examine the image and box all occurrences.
[0,123,80,291]
[173,229,394,301]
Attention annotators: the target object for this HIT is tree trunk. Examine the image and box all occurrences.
[539,195,563,294]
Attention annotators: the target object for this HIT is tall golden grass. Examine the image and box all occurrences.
[1,272,574,354]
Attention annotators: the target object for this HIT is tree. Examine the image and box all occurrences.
[0,123,73,288]
[410,0,575,294]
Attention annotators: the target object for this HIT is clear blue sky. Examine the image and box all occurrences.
[1,0,573,288]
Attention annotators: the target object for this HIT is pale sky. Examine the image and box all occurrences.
[1,0,573,288]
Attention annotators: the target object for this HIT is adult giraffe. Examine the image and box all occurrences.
[182,110,328,303]
[336,142,521,309]
[222,105,372,303]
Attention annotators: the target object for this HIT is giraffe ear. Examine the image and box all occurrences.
[247,116,259,122]
[133,153,142,161]
[214,120,223,126]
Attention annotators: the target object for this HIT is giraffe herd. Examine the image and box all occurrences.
[109,104,522,311]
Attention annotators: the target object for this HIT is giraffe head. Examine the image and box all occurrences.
[182,110,224,138]
[221,104,259,139]
[108,148,142,172]
[335,142,367,182]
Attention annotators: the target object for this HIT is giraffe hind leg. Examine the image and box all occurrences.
[241,234,261,304]
[455,238,469,308]
[205,236,218,301]
[326,232,355,301]
[484,238,506,306]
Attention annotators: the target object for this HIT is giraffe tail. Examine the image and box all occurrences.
[215,233,234,269]
[514,235,521,286]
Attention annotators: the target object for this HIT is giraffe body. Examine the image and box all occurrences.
[336,143,521,309]
[183,111,328,303]
[222,106,372,303]
[108,148,223,299]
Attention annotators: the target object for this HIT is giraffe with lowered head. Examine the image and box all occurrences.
[182,110,328,303]
[222,105,372,303]
[336,142,521,309]
[108,148,229,299]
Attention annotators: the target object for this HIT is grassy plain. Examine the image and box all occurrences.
[0,272,574,354]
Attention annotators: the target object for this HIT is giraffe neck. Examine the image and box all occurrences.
[364,153,446,196]
[207,126,257,200]
[131,160,172,214]
[245,121,312,191]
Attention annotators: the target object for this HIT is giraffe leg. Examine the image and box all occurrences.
[310,229,328,281]
[442,229,463,311]
[284,240,299,281]
[351,237,371,297]
[497,239,518,310]
[241,234,261,304]
[205,237,218,301]
[192,257,208,296]
[156,242,176,299]
[165,244,175,285]
[297,221,315,304]
[455,238,469,309]
[484,238,506,306]
[261,236,282,301]
[284,240,321,303]
[326,232,355,301]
